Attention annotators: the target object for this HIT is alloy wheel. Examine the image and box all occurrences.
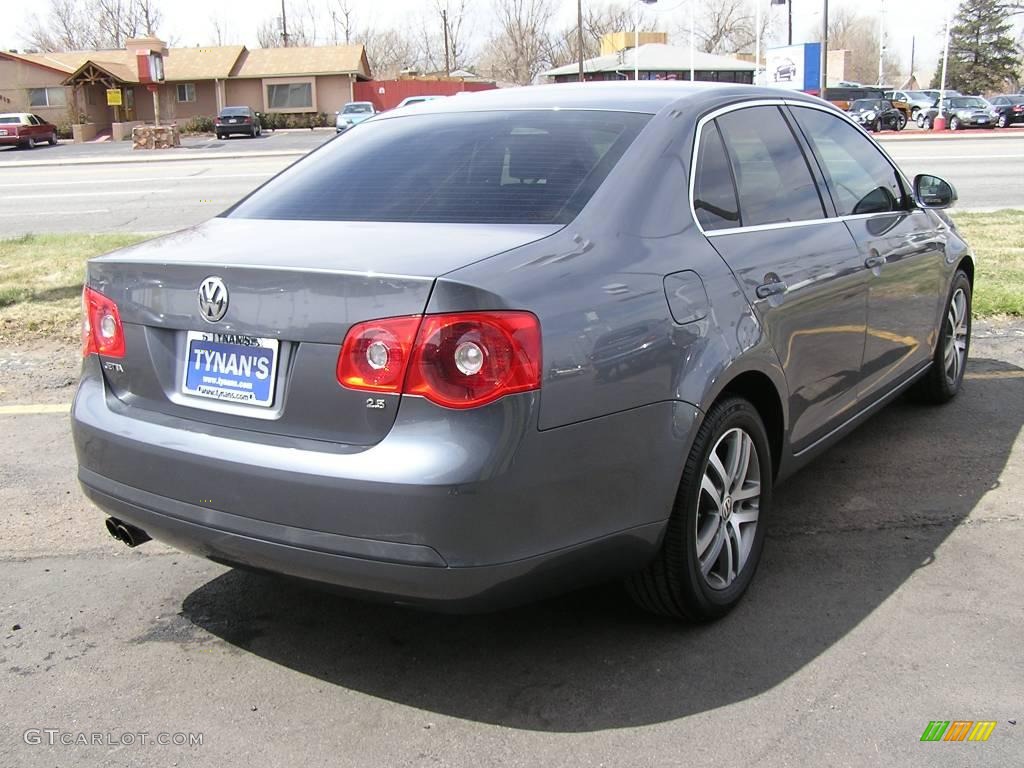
[695,427,761,590]
[944,288,968,385]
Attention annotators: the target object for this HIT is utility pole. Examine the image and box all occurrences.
[755,0,761,86]
[877,0,886,85]
[788,0,793,46]
[577,0,585,81]
[280,0,289,47]
[820,0,829,98]
[909,35,916,85]
[441,8,450,76]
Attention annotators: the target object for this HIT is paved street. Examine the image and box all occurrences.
[1,130,1023,237]
[1,323,1023,767]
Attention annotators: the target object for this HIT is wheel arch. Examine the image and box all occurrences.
[704,368,786,481]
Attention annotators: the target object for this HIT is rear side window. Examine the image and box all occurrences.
[228,110,650,225]
[791,106,909,216]
[714,106,825,227]
[693,121,740,231]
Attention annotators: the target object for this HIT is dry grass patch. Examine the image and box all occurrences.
[0,233,146,343]
[953,210,1024,317]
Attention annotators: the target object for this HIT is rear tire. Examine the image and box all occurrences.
[896,113,907,131]
[997,114,1009,129]
[912,270,972,404]
[25,137,37,149]
[626,397,772,621]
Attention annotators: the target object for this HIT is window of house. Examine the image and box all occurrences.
[176,83,196,103]
[27,87,68,108]
[267,82,313,111]
[715,106,826,227]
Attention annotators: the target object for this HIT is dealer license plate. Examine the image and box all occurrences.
[182,331,279,408]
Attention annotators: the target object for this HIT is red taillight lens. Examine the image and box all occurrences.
[336,312,541,409]
[406,313,541,409]
[1013,105,1024,112]
[336,316,421,392]
[81,286,126,358]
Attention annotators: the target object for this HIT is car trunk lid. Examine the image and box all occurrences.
[87,217,558,445]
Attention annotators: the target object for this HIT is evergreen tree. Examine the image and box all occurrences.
[931,0,1021,93]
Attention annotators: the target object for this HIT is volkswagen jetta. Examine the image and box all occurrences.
[72,83,973,620]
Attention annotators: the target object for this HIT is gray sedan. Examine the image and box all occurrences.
[73,83,973,621]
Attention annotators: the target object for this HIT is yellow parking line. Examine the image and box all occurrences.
[965,370,1024,380]
[0,403,70,415]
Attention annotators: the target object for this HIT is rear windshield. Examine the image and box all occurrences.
[227,110,650,225]
[220,107,250,116]
[947,97,987,109]
[343,103,373,113]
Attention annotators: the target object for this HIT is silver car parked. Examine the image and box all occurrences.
[73,83,973,620]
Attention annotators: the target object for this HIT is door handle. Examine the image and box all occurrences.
[755,281,787,299]
[865,254,886,269]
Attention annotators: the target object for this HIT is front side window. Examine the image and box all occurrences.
[176,83,196,103]
[791,106,908,216]
[27,87,67,108]
[693,121,740,231]
[714,106,825,227]
[228,110,649,225]
[267,83,313,111]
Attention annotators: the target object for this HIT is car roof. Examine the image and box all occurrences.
[0,113,31,119]
[220,106,252,111]
[375,81,827,118]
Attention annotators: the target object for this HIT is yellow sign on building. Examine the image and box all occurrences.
[106,89,123,107]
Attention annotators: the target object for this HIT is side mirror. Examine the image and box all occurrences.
[914,174,957,209]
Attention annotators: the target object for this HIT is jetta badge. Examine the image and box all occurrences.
[198,277,228,323]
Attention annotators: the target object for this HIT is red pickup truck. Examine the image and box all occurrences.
[0,113,59,149]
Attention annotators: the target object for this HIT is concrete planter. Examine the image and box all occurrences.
[71,123,98,144]
[112,121,146,142]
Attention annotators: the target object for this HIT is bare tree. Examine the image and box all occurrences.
[358,27,421,78]
[482,0,557,85]
[690,0,772,55]
[329,1,356,45]
[819,8,901,85]
[546,2,653,70]
[21,0,165,51]
[418,0,475,73]
[257,1,318,47]
[209,14,232,46]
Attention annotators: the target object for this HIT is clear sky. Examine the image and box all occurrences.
[1,0,966,81]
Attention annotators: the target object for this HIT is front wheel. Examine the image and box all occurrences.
[949,116,961,131]
[997,114,1009,129]
[627,397,771,621]
[912,270,972,404]
[48,133,58,145]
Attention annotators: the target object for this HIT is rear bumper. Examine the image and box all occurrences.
[73,357,699,609]
[0,135,23,145]
[80,469,665,610]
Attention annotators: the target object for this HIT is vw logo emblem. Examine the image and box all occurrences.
[198,276,228,323]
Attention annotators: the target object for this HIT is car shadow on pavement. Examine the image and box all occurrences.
[180,359,1023,732]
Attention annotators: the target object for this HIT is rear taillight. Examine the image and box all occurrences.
[81,286,126,358]
[242,116,251,123]
[1014,105,1024,112]
[336,312,541,409]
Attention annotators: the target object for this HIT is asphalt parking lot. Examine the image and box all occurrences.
[1,319,1022,767]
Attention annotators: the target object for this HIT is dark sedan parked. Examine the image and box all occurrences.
[846,98,906,131]
[989,95,1024,128]
[73,83,973,621]
[215,106,262,139]
[918,96,996,130]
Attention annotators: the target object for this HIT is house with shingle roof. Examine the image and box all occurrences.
[0,38,371,134]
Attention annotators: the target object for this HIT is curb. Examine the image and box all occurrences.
[0,149,309,169]
[878,129,1024,142]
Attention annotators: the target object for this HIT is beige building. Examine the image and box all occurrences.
[0,40,370,133]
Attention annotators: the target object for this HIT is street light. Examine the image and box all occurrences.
[634,0,658,81]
